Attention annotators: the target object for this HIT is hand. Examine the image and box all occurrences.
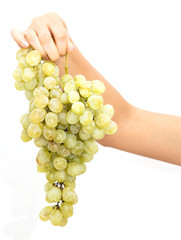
[11,12,75,63]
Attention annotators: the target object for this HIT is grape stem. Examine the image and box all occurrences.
[65,53,68,74]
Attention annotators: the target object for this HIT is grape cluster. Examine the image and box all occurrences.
[13,47,118,227]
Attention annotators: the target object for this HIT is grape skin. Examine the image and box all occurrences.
[14,47,118,227]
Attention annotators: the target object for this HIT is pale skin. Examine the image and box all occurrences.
[11,12,181,166]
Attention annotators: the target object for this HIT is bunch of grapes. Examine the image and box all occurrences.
[13,47,118,227]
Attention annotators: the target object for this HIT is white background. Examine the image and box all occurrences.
[0,0,181,239]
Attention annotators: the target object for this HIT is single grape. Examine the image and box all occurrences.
[33,86,49,97]
[20,129,32,142]
[39,206,53,221]
[21,67,36,82]
[71,141,84,155]
[49,209,64,226]
[54,170,67,182]
[68,91,80,103]
[47,141,59,152]
[48,98,63,113]
[42,62,55,76]
[60,92,69,104]
[99,104,114,118]
[20,113,31,129]
[26,50,41,66]
[92,80,105,94]
[27,123,43,138]
[36,148,51,166]
[50,88,63,99]
[45,112,58,128]
[47,187,62,202]
[104,121,118,135]
[44,182,53,192]
[66,110,79,124]
[60,74,73,88]
[30,108,47,123]
[95,113,111,128]
[57,145,70,158]
[80,152,93,162]
[66,162,86,177]
[64,133,77,148]
[53,157,67,170]
[43,125,56,140]
[71,101,85,115]
[57,110,68,125]
[79,110,93,126]
[62,187,78,204]
[84,140,99,154]
[92,126,105,140]
[87,95,103,110]
[25,90,34,101]
[34,135,48,148]
[44,76,57,89]
[61,202,73,218]
[74,74,86,87]
[24,78,37,90]
[79,129,91,141]
[15,81,25,90]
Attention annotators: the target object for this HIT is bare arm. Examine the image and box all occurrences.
[57,48,181,165]
[11,12,181,165]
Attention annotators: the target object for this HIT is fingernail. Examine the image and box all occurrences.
[68,42,75,52]
[21,40,29,48]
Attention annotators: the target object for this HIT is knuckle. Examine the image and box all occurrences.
[41,34,51,45]
[24,30,33,41]
[56,31,67,41]
[31,17,39,25]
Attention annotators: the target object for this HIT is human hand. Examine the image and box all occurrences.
[11,12,75,63]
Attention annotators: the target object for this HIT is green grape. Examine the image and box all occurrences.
[66,162,86,177]
[68,91,80,103]
[66,174,76,183]
[60,92,69,104]
[62,187,78,204]
[13,67,23,81]
[43,125,56,140]
[71,141,84,155]
[25,89,34,101]
[26,50,41,66]
[44,76,57,89]
[99,104,114,118]
[34,135,48,148]
[79,87,92,98]
[27,123,43,138]
[91,126,105,140]
[64,180,76,188]
[36,148,51,166]
[15,81,25,90]
[42,62,55,76]
[39,206,53,221]
[80,152,93,162]
[56,123,68,130]
[44,182,53,192]
[37,163,51,173]
[33,86,49,97]
[29,98,36,112]
[47,187,62,202]
[50,209,66,226]
[69,156,82,163]
[66,110,79,124]
[21,67,36,82]
[16,48,30,61]
[50,88,63,99]
[20,129,32,142]
[46,171,56,183]
[64,133,77,148]
[60,74,73,88]
[64,82,76,93]
[103,120,118,135]
[34,94,49,108]
[18,56,29,69]
[71,101,85,115]
[92,80,105,94]
[87,95,103,110]
[79,110,93,126]
[57,111,68,125]
[24,78,37,90]
[68,123,80,134]
[95,113,111,128]
[54,129,66,144]
[30,108,47,123]
[61,202,73,218]
[48,98,63,113]
[47,141,59,152]
[53,157,67,170]
[84,140,99,154]
[54,170,67,182]
[79,129,91,141]
[20,113,31,129]
[45,112,58,128]
[57,145,70,158]
[82,121,95,134]
[74,74,86,87]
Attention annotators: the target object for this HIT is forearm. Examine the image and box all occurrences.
[57,48,181,165]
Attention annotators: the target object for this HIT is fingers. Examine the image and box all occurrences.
[11,28,29,48]
[35,27,60,62]
[49,22,68,56]
[24,28,47,59]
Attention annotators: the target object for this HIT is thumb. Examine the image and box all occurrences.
[11,28,30,48]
